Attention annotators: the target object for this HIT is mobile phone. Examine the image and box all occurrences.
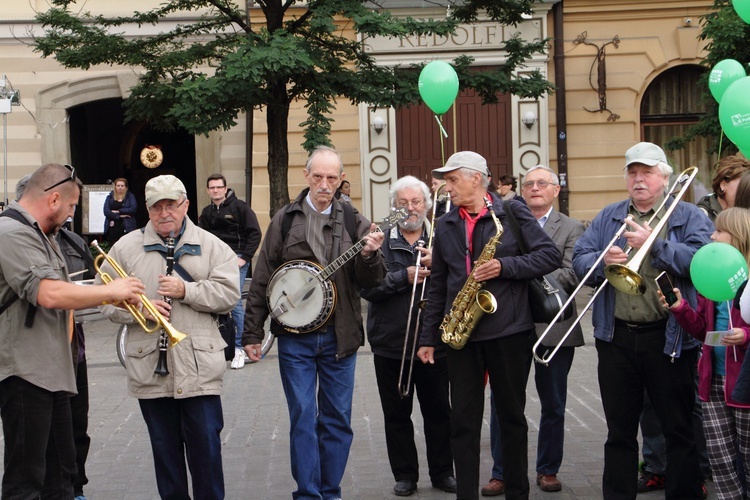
[655,271,678,306]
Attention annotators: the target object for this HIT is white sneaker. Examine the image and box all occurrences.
[231,348,245,369]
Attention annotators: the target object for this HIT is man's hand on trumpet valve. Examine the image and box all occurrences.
[157,274,186,300]
[417,346,435,365]
[107,276,146,306]
[407,265,431,284]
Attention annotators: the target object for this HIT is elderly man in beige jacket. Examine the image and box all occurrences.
[100,174,239,500]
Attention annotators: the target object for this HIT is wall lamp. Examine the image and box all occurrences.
[522,110,538,129]
[371,115,386,135]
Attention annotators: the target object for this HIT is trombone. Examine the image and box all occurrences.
[397,182,446,397]
[532,166,698,365]
[398,239,426,398]
[91,240,187,347]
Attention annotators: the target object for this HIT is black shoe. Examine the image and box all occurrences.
[432,476,457,493]
[394,480,417,496]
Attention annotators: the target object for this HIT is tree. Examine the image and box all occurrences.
[665,0,750,157]
[33,0,554,215]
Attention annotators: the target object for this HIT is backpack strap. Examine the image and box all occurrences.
[281,202,357,243]
[0,209,46,326]
[59,228,95,272]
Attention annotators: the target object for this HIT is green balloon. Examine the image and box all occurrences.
[735,0,750,24]
[709,59,746,103]
[418,61,459,115]
[690,242,749,302]
[719,77,750,150]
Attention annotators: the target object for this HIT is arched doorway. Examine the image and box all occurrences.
[36,76,199,235]
[640,64,715,202]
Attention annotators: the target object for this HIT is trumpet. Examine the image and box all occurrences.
[532,167,698,365]
[91,240,186,347]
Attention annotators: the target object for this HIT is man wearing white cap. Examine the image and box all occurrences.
[417,151,561,499]
[99,174,240,499]
[572,142,713,499]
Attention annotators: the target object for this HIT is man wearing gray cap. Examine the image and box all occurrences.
[99,174,240,499]
[572,142,712,499]
[417,151,561,499]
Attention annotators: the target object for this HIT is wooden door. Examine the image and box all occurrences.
[396,73,511,184]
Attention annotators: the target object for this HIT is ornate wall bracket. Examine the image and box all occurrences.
[574,31,621,122]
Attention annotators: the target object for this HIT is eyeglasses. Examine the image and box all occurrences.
[521,180,556,190]
[43,164,76,192]
[207,185,226,190]
[148,198,187,214]
[396,199,425,209]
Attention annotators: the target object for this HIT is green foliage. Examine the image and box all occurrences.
[677,0,750,155]
[33,0,554,214]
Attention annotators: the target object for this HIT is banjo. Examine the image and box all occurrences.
[267,208,408,333]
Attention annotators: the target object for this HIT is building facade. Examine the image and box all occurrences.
[0,0,715,230]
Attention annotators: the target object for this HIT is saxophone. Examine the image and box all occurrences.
[440,197,503,349]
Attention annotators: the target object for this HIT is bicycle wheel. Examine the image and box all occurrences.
[116,324,128,368]
[246,331,275,363]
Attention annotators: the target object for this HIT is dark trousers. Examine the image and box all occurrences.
[138,396,224,500]
[490,345,575,479]
[71,359,90,497]
[0,376,76,500]
[373,354,454,483]
[447,331,533,500]
[596,326,702,500]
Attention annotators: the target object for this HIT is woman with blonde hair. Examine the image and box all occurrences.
[663,207,750,499]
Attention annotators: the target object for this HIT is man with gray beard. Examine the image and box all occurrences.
[361,176,456,497]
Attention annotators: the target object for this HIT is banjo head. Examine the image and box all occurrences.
[266,260,336,333]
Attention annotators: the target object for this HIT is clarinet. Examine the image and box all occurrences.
[154,235,175,376]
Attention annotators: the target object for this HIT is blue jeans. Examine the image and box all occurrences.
[0,376,76,499]
[233,256,250,349]
[277,327,357,499]
[490,345,575,479]
[138,396,225,500]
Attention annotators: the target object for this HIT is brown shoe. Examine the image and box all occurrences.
[537,473,562,492]
[481,478,505,496]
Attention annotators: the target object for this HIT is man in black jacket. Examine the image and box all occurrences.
[417,151,561,500]
[199,174,261,369]
[361,175,456,497]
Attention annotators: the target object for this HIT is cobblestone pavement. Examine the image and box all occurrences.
[1,292,716,499]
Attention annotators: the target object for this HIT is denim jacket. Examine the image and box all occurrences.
[572,197,713,358]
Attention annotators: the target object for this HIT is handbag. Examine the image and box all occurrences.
[502,201,573,324]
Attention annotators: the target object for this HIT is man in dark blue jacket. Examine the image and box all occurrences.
[417,151,561,500]
[199,174,261,369]
[362,175,455,497]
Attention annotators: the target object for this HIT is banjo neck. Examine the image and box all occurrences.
[318,233,374,281]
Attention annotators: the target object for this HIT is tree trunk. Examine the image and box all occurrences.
[266,81,291,217]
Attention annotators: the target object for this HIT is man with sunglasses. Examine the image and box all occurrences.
[98,174,239,499]
[0,163,145,499]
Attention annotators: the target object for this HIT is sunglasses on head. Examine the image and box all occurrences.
[44,164,76,192]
